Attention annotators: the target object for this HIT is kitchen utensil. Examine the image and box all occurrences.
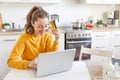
[72,20,81,29]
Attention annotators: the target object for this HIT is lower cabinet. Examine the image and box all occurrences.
[92,40,110,50]
[0,35,20,80]
[92,31,111,50]
[110,39,120,57]
[110,31,120,58]
[92,30,120,58]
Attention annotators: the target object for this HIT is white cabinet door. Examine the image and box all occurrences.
[92,31,111,50]
[111,31,120,39]
[110,31,120,58]
[59,33,65,51]
[0,35,20,80]
[92,40,110,50]
[110,40,120,58]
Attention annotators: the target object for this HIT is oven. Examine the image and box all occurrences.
[65,30,92,61]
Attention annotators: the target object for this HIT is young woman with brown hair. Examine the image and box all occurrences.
[7,6,60,69]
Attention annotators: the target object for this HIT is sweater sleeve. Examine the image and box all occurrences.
[7,36,29,69]
[46,33,59,52]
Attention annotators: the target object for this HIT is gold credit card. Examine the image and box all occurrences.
[49,20,57,30]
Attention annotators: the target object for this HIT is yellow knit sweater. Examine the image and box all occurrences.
[7,32,59,69]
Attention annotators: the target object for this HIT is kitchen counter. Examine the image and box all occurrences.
[0,29,65,36]
[91,27,120,32]
[0,27,120,35]
[0,32,24,35]
[3,62,91,80]
[59,26,120,32]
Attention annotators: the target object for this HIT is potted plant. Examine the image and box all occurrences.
[96,20,104,28]
[3,23,11,29]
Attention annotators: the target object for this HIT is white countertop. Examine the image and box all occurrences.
[0,29,65,36]
[3,61,91,80]
[1,27,120,36]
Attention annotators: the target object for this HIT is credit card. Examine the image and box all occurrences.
[49,20,57,30]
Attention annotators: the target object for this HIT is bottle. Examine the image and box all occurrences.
[11,22,15,29]
[81,18,85,30]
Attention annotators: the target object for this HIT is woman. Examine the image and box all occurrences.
[7,6,60,69]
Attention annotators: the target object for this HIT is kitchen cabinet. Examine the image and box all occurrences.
[92,30,120,58]
[92,31,111,50]
[110,31,120,58]
[0,35,20,80]
[0,0,61,3]
[81,0,120,4]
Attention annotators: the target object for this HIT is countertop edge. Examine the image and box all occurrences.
[0,29,65,36]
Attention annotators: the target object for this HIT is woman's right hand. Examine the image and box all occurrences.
[52,29,60,41]
[28,58,37,68]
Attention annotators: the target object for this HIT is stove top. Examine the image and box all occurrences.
[59,26,90,32]
[60,26,93,39]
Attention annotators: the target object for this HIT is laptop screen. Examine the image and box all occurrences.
[36,48,76,77]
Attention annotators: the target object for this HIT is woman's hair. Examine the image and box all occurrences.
[25,6,49,34]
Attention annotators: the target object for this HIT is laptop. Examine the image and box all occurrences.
[34,48,76,77]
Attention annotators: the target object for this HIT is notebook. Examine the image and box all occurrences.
[34,48,76,77]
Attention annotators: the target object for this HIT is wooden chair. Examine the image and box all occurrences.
[79,45,113,61]
[79,45,113,80]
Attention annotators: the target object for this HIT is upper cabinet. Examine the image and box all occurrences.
[81,0,120,4]
[0,0,61,3]
[85,0,106,4]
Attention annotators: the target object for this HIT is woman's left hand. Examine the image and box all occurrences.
[52,29,60,41]
[28,58,37,69]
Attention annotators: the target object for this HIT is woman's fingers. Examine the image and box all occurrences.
[28,58,37,68]
[52,29,60,41]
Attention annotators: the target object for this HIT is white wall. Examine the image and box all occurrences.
[0,0,117,28]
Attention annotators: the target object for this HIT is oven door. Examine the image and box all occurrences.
[66,41,91,61]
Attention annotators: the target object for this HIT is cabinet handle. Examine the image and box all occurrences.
[115,34,120,37]
[96,35,105,37]
[96,46,105,48]
[3,39,16,42]
[114,45,120,47]
[66,41,91,43]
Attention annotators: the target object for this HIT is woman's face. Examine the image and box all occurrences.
[32,18,48,36]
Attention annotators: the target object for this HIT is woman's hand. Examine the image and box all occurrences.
[28,58,37,69]
[52,29,60,41]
